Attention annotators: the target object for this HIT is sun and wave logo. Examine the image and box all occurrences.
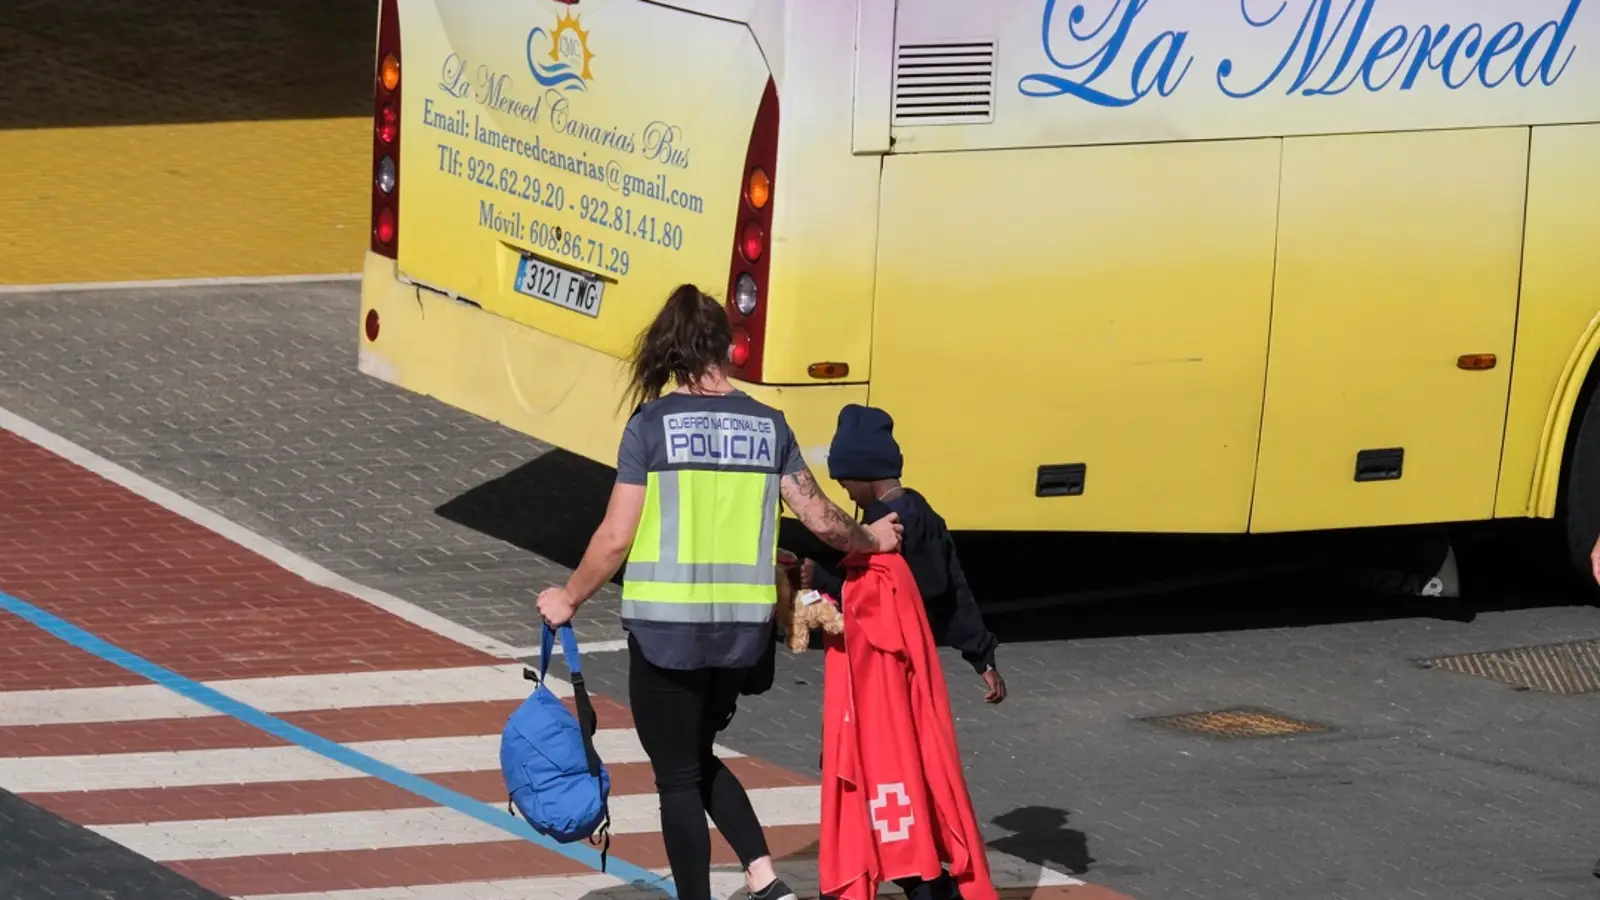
[527,9,595,92]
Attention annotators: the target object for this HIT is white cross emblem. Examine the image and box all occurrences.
[868,782,915,843]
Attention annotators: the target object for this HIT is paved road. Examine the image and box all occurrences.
[0,412,1096,899]
[3,282,1600,899]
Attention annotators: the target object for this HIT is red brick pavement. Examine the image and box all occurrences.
[0,430,489,689]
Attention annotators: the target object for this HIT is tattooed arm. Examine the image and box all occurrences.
[780,467,902,554]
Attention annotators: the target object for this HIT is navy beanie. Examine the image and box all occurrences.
[827,404,903,481]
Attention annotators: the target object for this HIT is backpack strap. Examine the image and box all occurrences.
[541,624,613,870]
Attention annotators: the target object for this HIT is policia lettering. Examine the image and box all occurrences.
[663,412,776,467]
[617,392,803,670]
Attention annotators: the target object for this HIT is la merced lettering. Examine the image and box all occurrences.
[1020,0,1584,105]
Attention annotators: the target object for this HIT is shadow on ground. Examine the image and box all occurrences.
[0,0,375,129]
[988,806,1094,877]
[437,450,1597,646]
[434,450,619,577]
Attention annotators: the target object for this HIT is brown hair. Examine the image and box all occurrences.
[625,284,733,410]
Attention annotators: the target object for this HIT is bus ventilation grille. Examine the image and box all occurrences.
[892,40,997,127]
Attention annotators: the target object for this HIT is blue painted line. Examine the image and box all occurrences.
[0,590,675,897]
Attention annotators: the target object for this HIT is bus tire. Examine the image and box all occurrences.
[1563,384,1600,595]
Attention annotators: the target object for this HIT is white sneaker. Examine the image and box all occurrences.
[1421,544,1460,599]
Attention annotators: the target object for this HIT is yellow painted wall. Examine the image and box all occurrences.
[0,0,375,285]
[0,119,369,285]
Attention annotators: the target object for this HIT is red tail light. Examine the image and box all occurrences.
[725,79,779,382]
[371,0,402,258]
[377,103,398,145]
[739,220,765,263]
[375,207,397,245]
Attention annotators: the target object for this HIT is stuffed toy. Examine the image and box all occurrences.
[776,549,844,652]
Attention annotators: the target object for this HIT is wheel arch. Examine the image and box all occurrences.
[1534,310,1600,520]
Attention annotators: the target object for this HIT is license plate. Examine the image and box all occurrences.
[513,255,604,318]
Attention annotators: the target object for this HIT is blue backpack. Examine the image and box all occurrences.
[500,624,612,866]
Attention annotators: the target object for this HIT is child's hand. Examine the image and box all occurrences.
[982,668,1007,704]
[799,559,815,591]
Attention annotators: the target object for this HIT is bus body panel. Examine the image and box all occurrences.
[395,0,768,359]
[888,0,1600,155]
[1500,123,1600,518]
[1249,127,1529,533]
[759,1,883,384]
[869,139,1282,533]
[359,249,867,512]
[362,0,1600,535]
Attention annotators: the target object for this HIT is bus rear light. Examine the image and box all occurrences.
[807,362,849,380]
[377,156,397,194]
[371,0,402,259]
[380,54,401,92]
[377,103,398,145]
[364,309,381,342]
[740,221,764,263]
[724,79,778,382]
[375,207,396,245]
[733,273,759,316]
[746,168,770,210]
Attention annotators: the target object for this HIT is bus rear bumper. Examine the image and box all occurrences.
[357,251,867,487]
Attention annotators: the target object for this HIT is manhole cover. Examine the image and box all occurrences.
[1416,638,1600,695]
[1140,707,1327,739]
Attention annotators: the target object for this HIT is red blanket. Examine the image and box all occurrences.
[819,553,997,900]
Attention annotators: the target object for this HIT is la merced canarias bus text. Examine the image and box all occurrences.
[1019,0,1584,106]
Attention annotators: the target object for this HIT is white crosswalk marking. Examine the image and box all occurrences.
[242,874,672,900]
[0,729,743,794]
[0,665,1084,899]
[239,855,1085,900]
[0,664,560,727]
[93,786,818,860]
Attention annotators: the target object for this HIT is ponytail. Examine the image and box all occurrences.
[625,284,734,411]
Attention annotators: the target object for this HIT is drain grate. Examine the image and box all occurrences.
[1416,638,1600,695]
[1141,707,1327,739]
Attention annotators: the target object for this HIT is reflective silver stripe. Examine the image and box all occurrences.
[621,599,775,624]
[657,469,680,565]
[757,473,780,561]
[624,560,775,585]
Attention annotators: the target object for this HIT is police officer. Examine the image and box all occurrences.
[538,284,901,900]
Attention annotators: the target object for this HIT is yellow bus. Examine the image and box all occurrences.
[358,0,1600,572]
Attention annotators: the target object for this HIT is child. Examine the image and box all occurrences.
[802,404,1006,705]
[808,404,1004,900]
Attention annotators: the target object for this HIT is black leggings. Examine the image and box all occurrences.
[629,637,771,900]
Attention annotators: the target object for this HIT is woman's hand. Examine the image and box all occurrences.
[537,586,580,627]
[867,512,903,553]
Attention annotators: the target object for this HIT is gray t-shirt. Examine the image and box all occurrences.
[617,390,806,485]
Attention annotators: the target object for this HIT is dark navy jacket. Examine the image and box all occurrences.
[810,489,999,674]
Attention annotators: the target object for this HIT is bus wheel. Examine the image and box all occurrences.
[1563,386,1600,596]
